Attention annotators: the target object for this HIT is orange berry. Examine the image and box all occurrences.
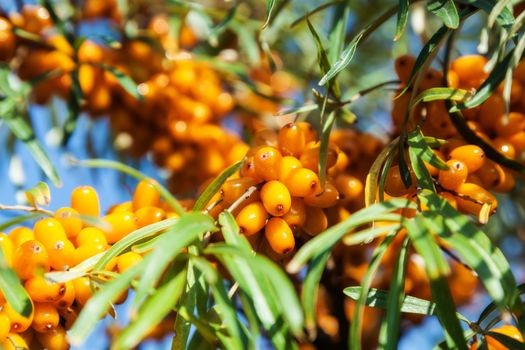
[335,174,363,202]
[420,68,443,90]
[33,218,67,248]
[24,276,65,303]
[0,18,16,61]
[8,227,34,248]
[108,201,133,214]
[32,303,59,333]
[264,218,295,255]
[4,299,34,333]
[493,170,515,193]
[77,39,104,63]
[447,70,460,89]
[260,181,291,216]
[235,202,268,236]
[71,186,100,217]
[476,160,506,189]
[47,239,76,271]
[54,208,82,238]
[52,281,75,309]
[220,178,259,205]
[240,157,263,181]
[449,145,485,173]
[492,138,516,159]
[2,333,28,350]
[282,197,306,229]
[278,156,302,182]
[394,55,416,83]
[384,165,415,197]
[438,160,468,190]
[296,122,317,143]
[0,234,14,267]
[254,147,283,181]
[72,277,92,306]
[0,313,10,341]
[479,94,505,130]
[451,55,488,83]
[13,240,49,280]
[304,182,340,208]
[75,227,107,247]
[282,168,320,197]
[299,144,338,172]
[132,179,161,211]
[135,206,166,227]
[102,212,138,243]
[74,243,106,266]
[278,123,306,157]
[303,206,328,236]
[507,131,525,154]
[494,112,525,137]
[36,325,69,350]
[456,183,498,216]
[116,252,143,273]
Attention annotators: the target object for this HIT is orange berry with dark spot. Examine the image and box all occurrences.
[335,174,363,202]
[47,239,76,271]
[221,178,259,205]
[4,299,34,333]
[394,55,416,83]
[282,168,320,197]
[264,218,295,255]
[304,182,340,208]
[13,240,49,280]
[260,181,291,216]
[34,218,67,248]
[24,276,66,303]
[240,157,263,182]
[53,281,75,310]
[449,145,485,173]
[235,202,268,236]
[32,303,59,333]
[278,123,306,157]
[438,160,468,190]
[254,147,283,181]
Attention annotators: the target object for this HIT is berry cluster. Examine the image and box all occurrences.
[0,179,187,349]
[0,5,247,194]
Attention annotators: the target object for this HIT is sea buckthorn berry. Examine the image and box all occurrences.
[492,138,516,159]
[264,218,295,255]
[438,160,468,190]
[493,170,515,193]
[254,147,283,181]
[74,243,106,266]
[282,197,306,229]
[304,182,340,208]
[8,227,34,248]
[447,70,460,88]
[117,252,143,273]
[36,325,69,350]
[108,201,133,214]
[71,186,100,217]
[278,123,306,157]
[72,277,92,306]
[384,165,415,197]
[4,300,34,333]
[420,68,443,90]
[494,112,525,137]
[47,239,76,271]
[335,174,363,202]
[479,94,505,130]
[34,218,67,248]
[394,55,416,83]
[449,145,485,173]
[456,183,498,216]
[0,313,10,341]
[0,234,14,267]
[135,206,166,227]
[278,156,302,182]
[221,178,259,205]
[53,281,75,309]
[24,276,65,303]
[260,181,291,216]
[76,227,108,247]
[299,144,338,172]
[13,240,49,280]
[476,160,506,189]
[240,157,262,181]
[507,131,525,153]
[303,206,328,236]
[295,122,317,143]
[32,303,59,333]
[282,168,320,197]
[451,55,488,83]
[132,179,161,211]
[54,207,82,238]
[2,333,28,350]
[0,18,16,62]
[102,212,138,243]
[235,202,268,236]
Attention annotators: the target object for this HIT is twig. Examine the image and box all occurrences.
[338,79,401,106]
[227,186,258,213]
[0,203,54,216]
[228,282,239,299]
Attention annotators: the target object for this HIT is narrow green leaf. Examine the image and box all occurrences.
[459,0,514,28]
[407,129,448,170]
[487,0,511,28]
[394,0,410,41]
[276,104,318,116]
[209,4,238,40]
[193,160,244,212]
[328,3,349,63]
[342,224,400,246]
[365,138,398,206]
[263,0,277,28]
[290,1,343,28]
[411,87,471,107]
[25,181,51,208]
[100,64,142,100]
[0,213,44,231]
[0,250,32,316]
[302,251,330,335]
[318,111,336,186]
[427,0,460,28]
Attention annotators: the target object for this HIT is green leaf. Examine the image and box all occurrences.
[1,107,61,187]
[287,199,411,273]
[132,213,216,310]
[0,213,44,232]
[0,250,32,316]
[193,160,244,212]
[342,224,400,246]
[68,264,143,346]
[263,0,277,28]
[72,158,185,216]
[290,1,343,28]
[318,111,336,186]
[319,29,365,86]
[487,0,512,28]
[365,138,398,206]
[301,251,330,336]
[378,236,409,350]
[114,268,187,350]
[407,129,448,170]
[394,0,410,41]
[100,64,142,100]
[459,0,514,28]
[276,104,319,116]
[411,87,471,107]
[427,0,460,28]
[328,3,349,64]
[209,4,238,42]
[25,181,51,208]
